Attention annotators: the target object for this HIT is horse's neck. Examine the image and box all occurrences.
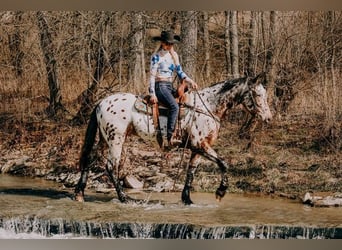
[192,84,225,114]
[196,80,248,118]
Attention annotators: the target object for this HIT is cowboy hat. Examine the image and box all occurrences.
[153,30,180,43]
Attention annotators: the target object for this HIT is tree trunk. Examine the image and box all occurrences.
[8,11,24,77]
[128,11,146,93]
[72,12,109,125]
[224,11,231,77]
[180,11,197,80]
[201,11,211,82]
[229,11,239,78]
[36,11,65,118]
[264,11,278,109]
[247,11,257,76]
[73,46,106,125]
[323,11,336,125]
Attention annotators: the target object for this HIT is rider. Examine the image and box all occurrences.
[149,30,198,146]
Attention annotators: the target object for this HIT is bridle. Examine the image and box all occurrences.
[243,78,262,116]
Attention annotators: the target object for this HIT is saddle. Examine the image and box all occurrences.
[134,80,189,148]
[135,80,188,115]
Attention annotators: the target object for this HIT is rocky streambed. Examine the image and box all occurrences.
[1,144,341,208]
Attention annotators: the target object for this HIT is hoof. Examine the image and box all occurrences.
[215,189,226,202]
[74,193,84,202]
[215,195,222,202]
[182,199,193,206]
[181,191,193,205]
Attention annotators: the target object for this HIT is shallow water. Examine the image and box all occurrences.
[0,175,341,238]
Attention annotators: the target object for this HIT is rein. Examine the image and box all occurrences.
[172,92,197,189]
[182,90,221,124]
[172,89,221,187]
[244,77,259,116]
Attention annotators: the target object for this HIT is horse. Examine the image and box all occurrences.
[74,73,272,205]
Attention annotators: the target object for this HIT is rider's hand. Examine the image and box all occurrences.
[188,79,198,90]
[150,95,158,104]
[191,82,198,90]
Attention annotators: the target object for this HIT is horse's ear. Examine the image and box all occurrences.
[243,70,249,78]
[249,72,266,86]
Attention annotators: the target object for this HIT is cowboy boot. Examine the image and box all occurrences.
[168,130,182,147]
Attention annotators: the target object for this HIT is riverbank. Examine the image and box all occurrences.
[0,113,341,206]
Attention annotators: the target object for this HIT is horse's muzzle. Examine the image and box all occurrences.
[259,112,272,124]
[264,117,272,124]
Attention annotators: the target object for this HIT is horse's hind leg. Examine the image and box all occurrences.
[106,138,131,203]
[74,169,89,202]
[74,135,105,202]
[106,165,128,203]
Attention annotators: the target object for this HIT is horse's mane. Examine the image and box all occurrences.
[217,76,248,95]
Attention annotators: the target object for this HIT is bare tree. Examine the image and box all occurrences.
[229,11,239,78]
[73,12,109,124]
[201,11,211,81]
[128,11,146,93]
[1,10,341,133]
[36,11,65,118]
[247,11,258,76]
[8,11,24,77]
[322,11,337,125]
[265,11,278,103]
[180,11,197,80]
[224,11,231,76]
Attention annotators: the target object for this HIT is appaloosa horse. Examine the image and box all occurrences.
[74,73,272,205]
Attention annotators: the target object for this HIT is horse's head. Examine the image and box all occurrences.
[243,73,272,123]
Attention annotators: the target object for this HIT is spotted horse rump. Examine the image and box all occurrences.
[74,73,272,205]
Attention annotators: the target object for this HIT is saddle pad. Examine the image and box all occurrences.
[134,96,153,115]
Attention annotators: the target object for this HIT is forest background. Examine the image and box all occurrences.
[0,11,341,199]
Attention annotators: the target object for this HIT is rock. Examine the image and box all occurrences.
[151,179,176,192]
[1,156,30,174]
[314,194,342,207]
[302,192,313,204]
[96,188,112,194]
[334,192,342,198]
[124,175,144,189]
[45,173,57,181]
[96,183,112,194]
[302,192,342,207]
[302,192,322,205]
[1,160,16,173]
[7,164,27,175]
[63,173,80,187]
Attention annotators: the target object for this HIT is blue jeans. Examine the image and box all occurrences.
[155,81,179,140]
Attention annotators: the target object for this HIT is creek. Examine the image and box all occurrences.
[0,175,341,239]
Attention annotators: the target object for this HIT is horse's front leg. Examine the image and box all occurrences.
[198,144,229,202]
[214,158,229,201]
[181,152,201,205]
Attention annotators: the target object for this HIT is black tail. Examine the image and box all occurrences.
[79,105,99,171]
